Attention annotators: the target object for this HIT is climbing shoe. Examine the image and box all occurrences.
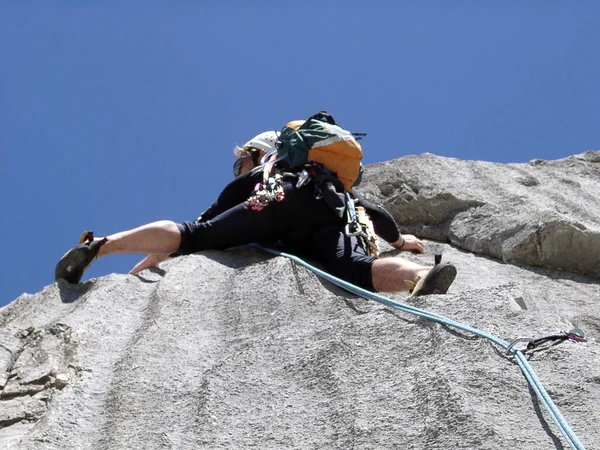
[407,254,457,297]
[55,231,108,284]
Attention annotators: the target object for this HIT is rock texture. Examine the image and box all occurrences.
[361,151,600,278]
[1,152,599,449]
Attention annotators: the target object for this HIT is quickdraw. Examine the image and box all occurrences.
[344,193,380,257]
[344,192,362,236]
[506,329,586,358]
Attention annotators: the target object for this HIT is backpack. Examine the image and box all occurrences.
[276,111,364,191]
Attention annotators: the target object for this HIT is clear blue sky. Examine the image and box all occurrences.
[1,2,598,307]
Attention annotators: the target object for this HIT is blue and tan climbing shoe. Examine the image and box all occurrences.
[55,231,108,284]
[406,254,457,297]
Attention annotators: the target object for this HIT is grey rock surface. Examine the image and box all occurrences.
[361,151,600,278]
[1,152,599,449]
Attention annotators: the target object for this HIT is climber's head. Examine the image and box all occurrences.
[233,131,279,177]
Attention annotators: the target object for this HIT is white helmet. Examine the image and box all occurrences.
[242,131,280,153]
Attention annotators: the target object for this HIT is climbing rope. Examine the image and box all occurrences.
[253,244,586,450]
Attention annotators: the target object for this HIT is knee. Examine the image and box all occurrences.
[156,220,180,233]
[327,258,375,292]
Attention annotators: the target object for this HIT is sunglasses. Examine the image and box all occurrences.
[233,150,262,177]
[233,155,252,177]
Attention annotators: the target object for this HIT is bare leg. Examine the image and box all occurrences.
[371,257,430,292]
[96,220,181,258]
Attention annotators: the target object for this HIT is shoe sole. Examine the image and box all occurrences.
[55,245,94,284]
[411,263,457,297]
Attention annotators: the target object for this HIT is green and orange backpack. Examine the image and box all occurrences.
[275,111,365,191]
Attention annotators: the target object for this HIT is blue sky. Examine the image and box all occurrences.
[1,2,598,307]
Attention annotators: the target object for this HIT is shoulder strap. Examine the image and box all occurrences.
[306,110,336,126]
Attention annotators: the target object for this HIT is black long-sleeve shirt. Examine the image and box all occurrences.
[196,169,400,244]
[351,188,400,244]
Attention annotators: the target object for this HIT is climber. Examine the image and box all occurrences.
[55,131,456,295]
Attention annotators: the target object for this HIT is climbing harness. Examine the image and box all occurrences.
[252,244,587,450]
[506,329,586,358]
[344,193,380,257]
[356,206,380,257]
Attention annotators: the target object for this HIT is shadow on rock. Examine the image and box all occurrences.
[317,276,362,299]
[133,268,166,283]
[526,383,566,449]
[57,279,96,303]
[515,262,600,285]
[200,246,272,269]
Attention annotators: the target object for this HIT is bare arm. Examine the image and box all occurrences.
[391,234,424,254]
[129,254,170,274]
[352,188,424,254]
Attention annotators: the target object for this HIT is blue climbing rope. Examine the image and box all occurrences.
[253,244,586,450]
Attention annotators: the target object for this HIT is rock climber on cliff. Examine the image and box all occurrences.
[55,128,456,296]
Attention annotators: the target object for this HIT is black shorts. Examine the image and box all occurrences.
[283,229,377,292]
[175,181,376,291]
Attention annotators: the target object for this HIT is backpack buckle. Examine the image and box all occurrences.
[295,170,311,188]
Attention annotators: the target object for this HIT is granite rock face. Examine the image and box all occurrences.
[361,151,600,278]
[1,152,599,449]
